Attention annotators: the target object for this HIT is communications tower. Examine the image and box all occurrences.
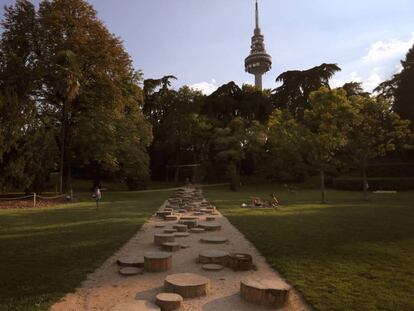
[244,0,272,90]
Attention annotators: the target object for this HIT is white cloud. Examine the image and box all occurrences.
[331,68,382,92]
[189,79,218,95]
[363,33,414,63]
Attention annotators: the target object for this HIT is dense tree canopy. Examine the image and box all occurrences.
[0,0,152,192]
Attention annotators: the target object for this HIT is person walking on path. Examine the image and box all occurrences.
[94,187,102,208]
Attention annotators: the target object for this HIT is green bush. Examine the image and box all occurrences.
[333,177,414,191]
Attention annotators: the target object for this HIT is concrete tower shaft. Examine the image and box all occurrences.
[245,0,272,90]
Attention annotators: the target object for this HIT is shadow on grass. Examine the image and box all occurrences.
[0,191,171,311]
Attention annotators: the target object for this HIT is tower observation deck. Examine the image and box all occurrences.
[244,0,272,90]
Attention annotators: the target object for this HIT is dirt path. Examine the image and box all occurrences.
[51,188,309,311]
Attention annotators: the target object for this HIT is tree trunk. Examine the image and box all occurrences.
[320,164,326,204]
[59,100,68,194]
[362,157,368,201]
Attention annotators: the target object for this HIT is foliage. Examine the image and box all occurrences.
[272,63,341,119]
[266,109,309,181]
[0,0,152,192]
[304,87,357,202]
[346,95,412,198]
[375,43,414,123]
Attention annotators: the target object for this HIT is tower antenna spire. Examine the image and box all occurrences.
[255,0,259,29]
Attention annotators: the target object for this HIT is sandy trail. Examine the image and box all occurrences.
[51,189,309,311]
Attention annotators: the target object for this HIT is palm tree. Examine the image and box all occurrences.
[53,50,81,193]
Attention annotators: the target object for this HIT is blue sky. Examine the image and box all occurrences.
[1,0,414,93]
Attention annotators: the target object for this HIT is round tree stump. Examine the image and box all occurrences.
[240,278,291,308]
[155,293,183,311]
[119,267,143,276]
[200,236,228,244]
[173,224,188,232]
[178,220,198,229]
[202,264,224,271]
[157,211,172,218]
[190,228,205,233]
[144,251,172,272]
[111,301,160,311]
[180,216,198,220]
[117,255,144,267]
[228,253,253,271]
[164,215,179,221]
[154,233,175,246]
[198,222,222,231]
[164,229,177,234]
[199,249,229,265]
[161,242,181,252]
[164,273,211,298]
[174,232,190,238]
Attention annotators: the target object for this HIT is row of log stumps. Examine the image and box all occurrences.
[114,187,291,310]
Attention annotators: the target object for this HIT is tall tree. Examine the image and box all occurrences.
[0,0,152,192]
[304,87,357,203]
[375,44,414,123]
[347,96,412,199]
[272,63,341,120]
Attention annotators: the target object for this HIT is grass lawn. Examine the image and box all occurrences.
[0,189,172,311]
[204,184,414,311]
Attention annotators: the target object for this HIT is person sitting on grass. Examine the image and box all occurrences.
[270,193,279,208]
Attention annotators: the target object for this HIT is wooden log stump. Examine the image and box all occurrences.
[157,211,172,218]
[164,273,210,298]
[117,255,144,267]
[161,242,181,252]
[202,264,224,271]
[199,249,229,265]
[173,224,188,232]
[111,301,160,311]
[154,233,175,246]
[178,220,198,229]
[144,251,172,272]
[119,267,143,276]
[164,215,179,221]
[190,228,205,233]
[155,293,183,311]
[174,232,190,238]
[200,236,228,244]
[240,278,291,308]
[164,228,177,234]
[228,253,253,271]
[198,221,221,231]
[180,216,198,220]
